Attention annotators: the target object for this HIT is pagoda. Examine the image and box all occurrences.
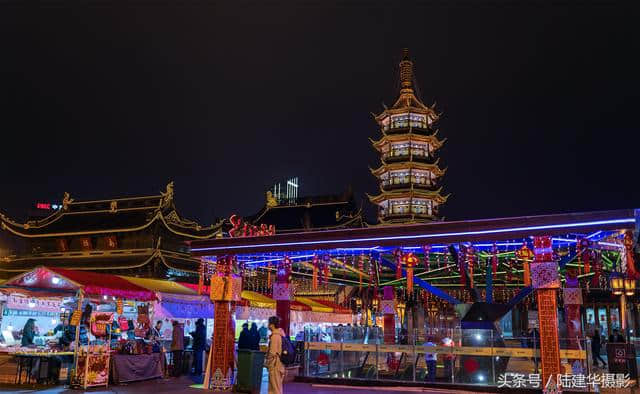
[368,49,448,224]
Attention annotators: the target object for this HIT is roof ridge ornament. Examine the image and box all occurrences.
[62,192,73,211]
[266,191,278,208]
[110,200,118,213]
[161,181,174,207]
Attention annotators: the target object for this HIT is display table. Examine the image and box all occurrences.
[14,352,74,385]
[110,353,164,384]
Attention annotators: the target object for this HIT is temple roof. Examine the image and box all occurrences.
[0,182,222,239]
[246,190,364,234]
[370,160,446,177]
[0,249,199,275]
[367,187,449,205]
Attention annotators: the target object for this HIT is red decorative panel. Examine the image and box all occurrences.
[210,301,233,390]
[383,314,395,344]
[537,289,562,388]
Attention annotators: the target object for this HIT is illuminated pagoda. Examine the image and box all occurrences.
[0,182,222,280]
[368,49,448,224]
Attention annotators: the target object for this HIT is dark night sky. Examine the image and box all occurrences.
[1,1,638,225]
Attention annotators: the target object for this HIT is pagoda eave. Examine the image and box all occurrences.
[370,160,445,177]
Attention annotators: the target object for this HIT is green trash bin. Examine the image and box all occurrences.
[235,350,266,394]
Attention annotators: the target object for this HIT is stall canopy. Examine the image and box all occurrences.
[295,297,333,313]
[309,299,351,314]
[3,266,156,301]
[241,291,276,309]
[119,276,197,295]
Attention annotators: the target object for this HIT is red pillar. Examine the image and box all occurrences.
[531,236,562,390]
[273,257,292,336]
[381,286,396,344]
[205,256,242,390]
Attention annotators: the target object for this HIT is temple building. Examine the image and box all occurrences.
[246,186,364,234]
[0,183,222,280]
[368,49,449,224]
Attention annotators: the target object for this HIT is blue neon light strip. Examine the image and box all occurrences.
[506,286,534,309]
[191,218,635,252]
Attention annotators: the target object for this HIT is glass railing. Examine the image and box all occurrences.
[301,329,596,391]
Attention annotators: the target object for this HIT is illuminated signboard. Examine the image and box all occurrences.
[35,203,61,210]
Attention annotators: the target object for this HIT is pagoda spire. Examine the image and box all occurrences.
[399,48,414,93]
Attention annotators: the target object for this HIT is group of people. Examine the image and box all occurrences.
[591,328,626,368]
[237,322,261,350]
[159,318,208,377]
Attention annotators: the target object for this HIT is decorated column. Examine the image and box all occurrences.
[273,256,293,336]
[206,256,242,391]
[381,286,396,344]
[530,236,562,390]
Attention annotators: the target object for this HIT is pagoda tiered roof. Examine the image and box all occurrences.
[367,187,449,205]
[0,183,222,239]
[369,132,446,152]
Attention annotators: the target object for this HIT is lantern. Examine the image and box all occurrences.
[404,252,419,293]
[610,273,624,296]
[516,243,534,286]
[396,299,406,324]
[624,278,636,296]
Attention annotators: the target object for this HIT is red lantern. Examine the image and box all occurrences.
[404,252,419,293]
[516,243,533,286]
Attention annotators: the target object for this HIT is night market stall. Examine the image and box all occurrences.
[0,267,215,387]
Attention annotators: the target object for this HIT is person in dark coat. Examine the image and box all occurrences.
[190,318,207,375]
[249,323,260,350]
[592,329,607,368]
[238,323,251,350]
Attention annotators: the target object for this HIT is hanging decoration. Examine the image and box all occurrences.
[458,245,467,286]
[404,252,418,293]
[312,255,319,291]
[197,260,205,295]
[422,245,431,271]
[491,243,498,275]
[591,251,603,288]
[393,249,403,280]
[516,242,533,286]
[466,245,475,288]
[358,255,365,287]
[623,230,639,279]
[578,238,591,274]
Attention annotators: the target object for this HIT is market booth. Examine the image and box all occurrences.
[0,267,213,387]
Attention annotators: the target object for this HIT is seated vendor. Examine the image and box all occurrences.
[21,319,37,347]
